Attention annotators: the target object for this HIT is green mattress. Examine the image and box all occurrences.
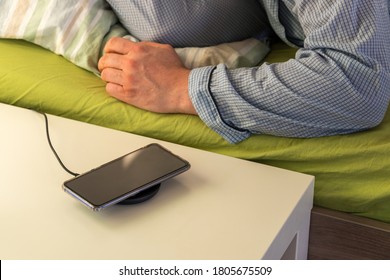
[1,39,390,222]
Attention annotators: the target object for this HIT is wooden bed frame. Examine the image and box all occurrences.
[308,207,390,259]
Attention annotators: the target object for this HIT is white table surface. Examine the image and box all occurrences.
[0,103,314,260]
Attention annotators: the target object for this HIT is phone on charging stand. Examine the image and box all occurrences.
[62,143,190,211]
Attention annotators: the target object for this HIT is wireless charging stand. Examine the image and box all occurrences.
[118,184,161,205]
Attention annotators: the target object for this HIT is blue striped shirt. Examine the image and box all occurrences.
[190,0,390,143]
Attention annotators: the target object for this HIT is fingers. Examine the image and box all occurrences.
[103,37,136,55]
[105,82,125,101]
[100,67,123,85]
[99,37,144,72]
[98,53,123,72]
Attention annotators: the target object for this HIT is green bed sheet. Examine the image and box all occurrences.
[1,39,390,222]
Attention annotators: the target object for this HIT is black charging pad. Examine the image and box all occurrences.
[118,184,161,205]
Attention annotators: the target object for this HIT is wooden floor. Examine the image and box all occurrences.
[308,207,390,259]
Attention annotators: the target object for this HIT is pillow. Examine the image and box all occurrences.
[175,37,270,69]
[0,0,270,73]
[0,0,129,74]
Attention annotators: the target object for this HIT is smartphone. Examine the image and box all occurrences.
[62,143,190,211]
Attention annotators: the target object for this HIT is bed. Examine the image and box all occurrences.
[1,37,390,259]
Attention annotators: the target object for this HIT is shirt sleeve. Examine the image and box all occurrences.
[188,0,390,143]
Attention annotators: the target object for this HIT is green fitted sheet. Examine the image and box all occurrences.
[1,39,390,222]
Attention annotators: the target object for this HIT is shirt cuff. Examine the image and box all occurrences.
[188,66,251,144]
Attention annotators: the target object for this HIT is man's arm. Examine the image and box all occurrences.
[189,0,390,143]
[99,1,390,144]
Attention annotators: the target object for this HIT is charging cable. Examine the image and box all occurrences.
[38,112,79,177]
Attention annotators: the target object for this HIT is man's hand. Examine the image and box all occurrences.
[98,37,196,114]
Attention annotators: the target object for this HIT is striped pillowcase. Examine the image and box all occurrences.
[0,0,269,73]
[0,0,127,74]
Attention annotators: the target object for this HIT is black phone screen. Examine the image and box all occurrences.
[63,144,190,209]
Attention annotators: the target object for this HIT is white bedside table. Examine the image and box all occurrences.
[0,103,314,260]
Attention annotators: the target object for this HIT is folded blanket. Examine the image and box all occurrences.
[0,0,270,73]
